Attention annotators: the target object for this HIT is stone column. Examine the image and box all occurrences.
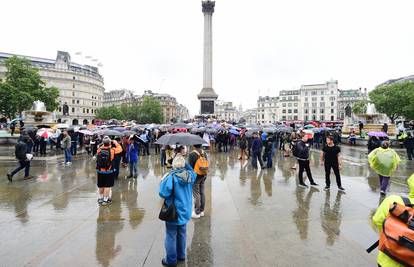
[198,0,218,115]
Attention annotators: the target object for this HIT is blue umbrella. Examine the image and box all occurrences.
[113,127,126,132]
[230,129,240,135]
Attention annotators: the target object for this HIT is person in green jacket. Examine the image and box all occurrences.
[372,173,414,267]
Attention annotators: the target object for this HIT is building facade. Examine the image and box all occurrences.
[103,89,190,123]
[0,51,105,125]
[255,80,365,123]
[337,88,368,120]
[241,108,258,124]
[215,101,239,122]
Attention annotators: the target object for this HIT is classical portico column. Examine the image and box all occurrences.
[198,0,218,115]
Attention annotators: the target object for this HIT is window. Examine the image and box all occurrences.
[304,109,309,114]
[331,102,334,106]
[305,115,309,121]
[72,83,75,89]
[72,99,75,104]
[312,97,317,102]
[288,103,292,107]
[331,109,334,113]
[73,76,76,80]
[83,108,85,113]
[294,103,298,107]
[305,92,308,96]
[282,103,286,107]
[72,107,75,113]
[58,107,62,112]
[312,115,316,120]
[320,109,324,114]
[72,92,75,97]
[294,115,298,120]
[288,109,292,113]
[305,97,308,102]
[282,109,286,114]
[304,103,309,107]
[320,115,325,121]
[282,97,286,101]
[321,91,325,95]
[312,103,317,108]
[294,109,298,113]
[320,97,324,101]
[262,114,264,119]
[312,109,317,114]
[294,96,298,100]
[320,102,325,107]
[311,91,317,96]
[77,100,80,104]
[282,116,286,120]
[331,115,334,121]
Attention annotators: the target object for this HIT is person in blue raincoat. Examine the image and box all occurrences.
[159,154,196,267]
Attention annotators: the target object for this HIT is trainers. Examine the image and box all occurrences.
[97,198,104,205]
[298,183,308,188]
[66,162,72,166]
[126,175,133,179]
[380,190,386,195]
[161,259,177,267]
[200,211,205,217]
[192,212,201,219]
[338,187,346,192]
[324,186,330,191]
[7,173,12,182]
[310,183,319,187]
[24,175,33,180]
[106,198,112,204]
[133,174,138,178]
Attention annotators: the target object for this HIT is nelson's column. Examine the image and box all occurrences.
[198,0,218,115]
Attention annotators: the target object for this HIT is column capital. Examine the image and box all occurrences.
[202,0,215,14]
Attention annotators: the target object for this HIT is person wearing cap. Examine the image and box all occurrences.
[368,140,401,195]
[96,136,122,205]
[126,134,140,178]
[159,153,196,267]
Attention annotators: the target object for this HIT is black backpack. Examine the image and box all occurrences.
[293,141,305,158]
[96,147,112,169]
[15,142,27,161]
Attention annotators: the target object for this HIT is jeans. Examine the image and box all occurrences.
[325,161,341,187]
[407,147,414,160]
[265,152,272,168]
[251,151,264,169]
[164,223,187,264]
[379,175,390,192]
[129,161,138,177]
[113,155,121,179]
[193,175,207,214]
[298,160,316,185]
[11,160,30,177]
[70,142,77,155]
[161,150,166,166]
[64,148,72,163]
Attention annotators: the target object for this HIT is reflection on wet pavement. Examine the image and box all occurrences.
[0,145,413,266]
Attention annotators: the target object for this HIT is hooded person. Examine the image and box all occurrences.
[159,154,196,267]
[372,173,414,267]
[368,140,401,195]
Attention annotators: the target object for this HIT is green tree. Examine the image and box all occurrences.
[0,56,60,118]
[351,100,369,115]
[137,96,163,123]
[369,81,414,122]
[96,106,125,120]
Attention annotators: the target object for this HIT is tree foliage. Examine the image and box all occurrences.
[369,81,414,122]
[351,100,369,115]
[95,96,164,123]
[0,56,60,118]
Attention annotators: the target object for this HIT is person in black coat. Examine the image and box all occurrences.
[404,132,414,160]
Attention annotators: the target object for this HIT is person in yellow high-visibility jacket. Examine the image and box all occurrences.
[373,173,414,267]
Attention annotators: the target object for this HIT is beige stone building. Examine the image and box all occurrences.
[103,89,190,123]
[0,51,105,125]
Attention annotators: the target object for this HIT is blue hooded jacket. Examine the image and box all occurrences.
[159,163,196,225]
[127,141,139,163]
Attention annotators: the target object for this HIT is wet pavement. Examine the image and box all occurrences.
[0,146,413,267]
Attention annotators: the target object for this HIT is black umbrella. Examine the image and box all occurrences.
[155,133,208,146]
[263,127,277,134]
[122,130,136,136]
[98,129,122,136]
[21,126,38,133]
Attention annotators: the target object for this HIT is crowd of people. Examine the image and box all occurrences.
[4,120,414,267]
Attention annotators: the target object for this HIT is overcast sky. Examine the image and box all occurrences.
[1,0,413,115]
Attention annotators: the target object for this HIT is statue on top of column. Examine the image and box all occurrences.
[202,0,215,13]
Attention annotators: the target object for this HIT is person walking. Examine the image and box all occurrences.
[61,130,72,166]
[7,134,33,182]
[321,135,345,191]
[84,135,91,155]
[96,136,122,205]
[189,144,208,219]
[159,154,196,267]
[126,135,140,178]
[251,132,264,169]
[10,122,15,136]
[70,131,78,156]
[368,140,401,195]
[372,173,414,267]
[263,137,273,169]
[404,132,414,160]
[112,137,123,179]
[294,135,318,188]
[238,133,248,160]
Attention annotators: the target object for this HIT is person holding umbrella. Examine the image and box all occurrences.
[7,134,33,182]
[251,132,264,169]
[126,134,140,178]
[368,140,401,195]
